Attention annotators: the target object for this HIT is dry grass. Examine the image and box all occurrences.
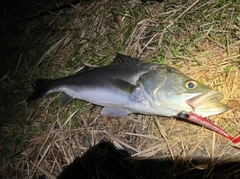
[1,0,240,178]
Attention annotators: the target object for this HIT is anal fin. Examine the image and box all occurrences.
[101,107,132,117]
[60,93,74,107]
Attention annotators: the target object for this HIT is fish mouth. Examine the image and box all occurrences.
[186,90,230,117]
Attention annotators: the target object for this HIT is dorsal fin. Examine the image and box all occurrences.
[112,53,140,64]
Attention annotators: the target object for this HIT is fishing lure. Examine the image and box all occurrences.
[178,112,240,143]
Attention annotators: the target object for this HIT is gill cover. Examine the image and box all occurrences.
[138,70,168,107]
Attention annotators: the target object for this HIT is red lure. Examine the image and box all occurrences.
[181,112,240,143]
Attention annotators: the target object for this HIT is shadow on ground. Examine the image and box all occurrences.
[58,140,240,179]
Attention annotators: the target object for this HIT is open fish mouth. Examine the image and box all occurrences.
[186,90,230,117]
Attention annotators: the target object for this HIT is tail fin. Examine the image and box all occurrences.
[27,79,52,103]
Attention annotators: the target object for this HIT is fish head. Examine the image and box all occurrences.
[160,70,229,117]
[139,67,229,117]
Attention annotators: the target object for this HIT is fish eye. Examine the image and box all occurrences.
[185,80,197,89]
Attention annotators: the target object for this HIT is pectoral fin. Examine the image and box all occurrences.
[109,78,136,94]
[60,93,74,107]
[101,107,132,117]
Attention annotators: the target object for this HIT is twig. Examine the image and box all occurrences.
[154,116,175,161]
[60,109,79,129]
[158,0,200,47]
[37,35,69,66]
[30,122,58,178]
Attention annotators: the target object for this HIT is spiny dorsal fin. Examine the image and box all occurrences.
[109,78,136,94]
[112,53,140,64]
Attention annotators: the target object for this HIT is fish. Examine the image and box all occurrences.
[28,53,229,117]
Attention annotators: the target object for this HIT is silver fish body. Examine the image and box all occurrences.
[28,53,229,117]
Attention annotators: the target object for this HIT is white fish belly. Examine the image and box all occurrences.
[62,87,130,108]
[54,86,190,117]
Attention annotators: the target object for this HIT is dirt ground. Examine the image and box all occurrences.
[1,0,240,178]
